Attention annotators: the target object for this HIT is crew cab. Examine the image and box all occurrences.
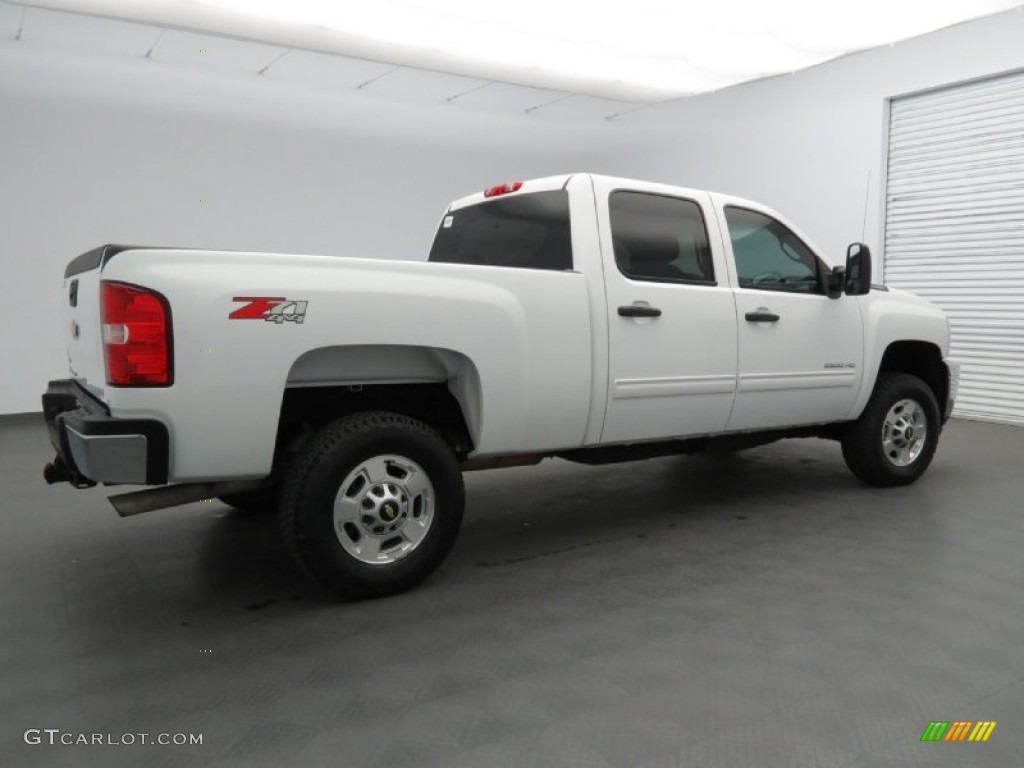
[43,173,960,597]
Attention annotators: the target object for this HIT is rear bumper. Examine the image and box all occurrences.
[943,359,961,424]
[42,379,169,487]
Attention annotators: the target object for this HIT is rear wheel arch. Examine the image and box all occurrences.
[276,343,481,453]
[228,371,476,517]
[276,382,475,461]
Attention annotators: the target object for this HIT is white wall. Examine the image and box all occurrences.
[615,8,1024,271]
[0,43,630,414]
[5,8,1024,415]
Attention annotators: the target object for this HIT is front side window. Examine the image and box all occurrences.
[725,206,823,294]
[609,191,715,284]
[428,190,572,271]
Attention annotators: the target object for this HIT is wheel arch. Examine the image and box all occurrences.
[875,340,949,418]
[277,344,482,460]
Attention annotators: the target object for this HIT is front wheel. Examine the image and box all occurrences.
[841,373,941,487]
[279,411,464,599]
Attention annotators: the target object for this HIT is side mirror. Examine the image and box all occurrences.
[845,243,872,295]
[826,265,846,299]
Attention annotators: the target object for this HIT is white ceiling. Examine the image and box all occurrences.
[2,1,1022,122]
[1,2,637,120]
[8,0,1023,103]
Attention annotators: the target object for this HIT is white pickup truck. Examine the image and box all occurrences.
[43,173,959,597]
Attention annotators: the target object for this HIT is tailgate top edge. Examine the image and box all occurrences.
[64,244,150,279]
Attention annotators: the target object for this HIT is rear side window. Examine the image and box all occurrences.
[609,191,715,284]
[428,190,572,270]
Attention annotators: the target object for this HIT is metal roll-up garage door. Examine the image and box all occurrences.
[884,71,1024,425]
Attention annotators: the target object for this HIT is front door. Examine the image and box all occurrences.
[599,185,738,443]
[719,204,864,431]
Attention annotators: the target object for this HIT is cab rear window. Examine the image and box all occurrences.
[428,190,572,271]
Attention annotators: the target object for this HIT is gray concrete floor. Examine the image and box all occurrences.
[1,417,1022,768]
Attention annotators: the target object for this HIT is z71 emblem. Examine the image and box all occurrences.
[229,297,308,324]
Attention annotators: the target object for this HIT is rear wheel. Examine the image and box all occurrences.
[279,411,464,599]
[841,373,940,487]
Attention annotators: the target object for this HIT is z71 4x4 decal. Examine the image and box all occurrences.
[229,297,308,324]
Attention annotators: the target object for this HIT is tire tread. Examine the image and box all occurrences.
[279,411,461,598]
[841,372,940,487]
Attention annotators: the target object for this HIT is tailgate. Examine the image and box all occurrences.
[62,244,134,399]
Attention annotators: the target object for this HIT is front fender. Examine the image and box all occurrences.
[851,289,950,418]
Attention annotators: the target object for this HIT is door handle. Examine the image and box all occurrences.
[745,310,780,322]
[618,305,662,318]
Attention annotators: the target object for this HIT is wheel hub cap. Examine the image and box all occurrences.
[332,454,435,565]
[882,398,928,467]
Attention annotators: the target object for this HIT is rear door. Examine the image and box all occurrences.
[718,201,864,431]
[596,179,738,443]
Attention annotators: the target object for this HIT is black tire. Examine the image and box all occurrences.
[219,488,279,516]
[841,373,941,487]
[279,411,464,599]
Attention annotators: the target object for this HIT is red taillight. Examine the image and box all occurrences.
[101,281,172,386]
[483,181,523,198]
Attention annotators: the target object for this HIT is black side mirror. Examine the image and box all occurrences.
[845,243,872,295]
[826,266,846,299]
